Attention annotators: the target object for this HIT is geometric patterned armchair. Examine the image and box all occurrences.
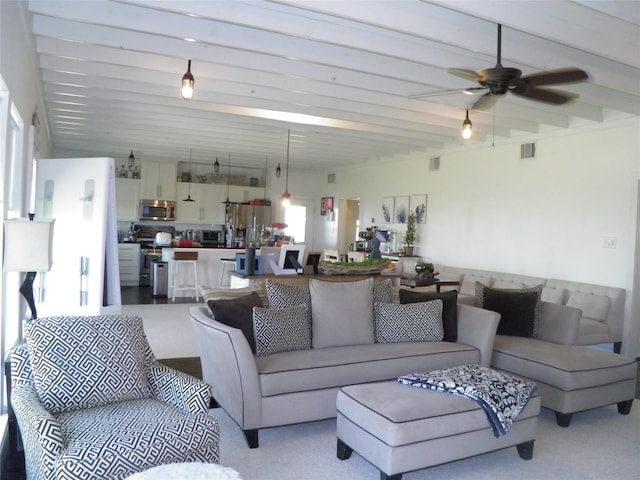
[10,314,220,480]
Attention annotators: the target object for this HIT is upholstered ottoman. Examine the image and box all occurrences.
[491,336,637,426]
[336,380,540,480]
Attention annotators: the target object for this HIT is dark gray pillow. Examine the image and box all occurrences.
[475,282,542,337]
[483,288,540,338]
[399,289,458,342]
[208,292,264,353]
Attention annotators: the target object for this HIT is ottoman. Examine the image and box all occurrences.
[491,336,637,426]
[336,380,540,480]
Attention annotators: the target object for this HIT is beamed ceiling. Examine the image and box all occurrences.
[25,0,640,170]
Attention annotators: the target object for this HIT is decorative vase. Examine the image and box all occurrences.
[404,246,414,256]
[415,263,427,275]
[245,247,255,275]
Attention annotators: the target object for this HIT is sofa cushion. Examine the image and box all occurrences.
[541,287,565,304]
[566,292,610,322]
[207,292,264,353]
[374,301,443,343]
[253,305,311,356]
[399,289,458,342]
[255,342,480,397]
[476,282,543,338]
[309,277,375,348]
[24,315,153,414]
[199,283,268,307]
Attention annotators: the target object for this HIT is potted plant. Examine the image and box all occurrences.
[403,211,416,256]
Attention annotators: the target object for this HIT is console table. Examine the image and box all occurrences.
[400,277,460,292]
[230,271,401,288]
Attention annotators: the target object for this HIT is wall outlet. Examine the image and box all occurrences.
[603,237,617,249]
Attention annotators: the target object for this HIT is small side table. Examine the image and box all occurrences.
[400,278,460,292]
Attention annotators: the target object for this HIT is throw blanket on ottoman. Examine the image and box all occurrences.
[398,364,536,437]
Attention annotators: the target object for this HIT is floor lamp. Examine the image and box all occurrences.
[3,218,55,321]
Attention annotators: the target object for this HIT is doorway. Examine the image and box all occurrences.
[338,198,360,253]
[284,198,315,248]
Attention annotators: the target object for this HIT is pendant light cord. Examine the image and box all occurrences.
[285,129,290,192]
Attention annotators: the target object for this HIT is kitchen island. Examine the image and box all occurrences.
[161,247,246,299]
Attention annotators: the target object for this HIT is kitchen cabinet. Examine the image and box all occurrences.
[175,183,226,224]
[228,185,267,203]
[141,160,176,200]
[118,243,141,286]
[115,178,140,221]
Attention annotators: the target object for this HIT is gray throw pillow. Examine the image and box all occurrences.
[374,300,444,343]
[24,315,153,414]
[253,305,311,356]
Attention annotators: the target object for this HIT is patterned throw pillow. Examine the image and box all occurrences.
[208,292,264,353]
[24,315,153,414]
[399,289,458,342]
[253,305,311,356]
[373,279,393,304]
[265,279,311,310]
[475,282,543,338]
[199,283,268,307]
[374,300,444,343]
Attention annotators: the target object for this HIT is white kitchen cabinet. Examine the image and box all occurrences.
[114,178,140,221]
[118,243,141,286]
[141,160,177,200]
[228,185,267,203]
[175,183,226,224]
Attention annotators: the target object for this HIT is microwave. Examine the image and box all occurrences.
[139,199,176,221]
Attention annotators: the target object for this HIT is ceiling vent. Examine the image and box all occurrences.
[429,156,440,171]
[520,142,536,159]
[327,173,336,184]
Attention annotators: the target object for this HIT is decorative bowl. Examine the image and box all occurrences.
[318,259,389,276]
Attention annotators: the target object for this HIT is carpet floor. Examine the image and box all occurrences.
[212,402,640,480]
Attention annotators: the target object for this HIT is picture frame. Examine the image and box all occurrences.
[381,196,394,224]
[410,194,427,224]
[320,196,333,216]
[394,195,409,224]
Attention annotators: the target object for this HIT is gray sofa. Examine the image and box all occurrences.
[431,264,626,352]
[190,277,500,448]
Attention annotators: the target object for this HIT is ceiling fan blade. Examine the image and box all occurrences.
[448,68,479,82]
[519,68,588,86]
[512,85,578,105]
[409,86,486,99]
[472,92,498,110]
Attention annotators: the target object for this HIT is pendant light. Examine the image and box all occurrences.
[281,129,292,206]
[128,150,135,167]
[181,59,194,100]
[183,149,195,202]
[462,109,473,139]
[276,163,281,178]
[214,157,220,174]
[224,153,231,205]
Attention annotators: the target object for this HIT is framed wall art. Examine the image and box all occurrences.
[411,194,427,224]
[394,195,409,224]
[320,196,333,216]
[381,196,394,223]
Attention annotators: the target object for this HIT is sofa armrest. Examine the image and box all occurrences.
[189,306,262,430]
[456,304,499,367]
[538,301,581,345]
[147,362,211,414]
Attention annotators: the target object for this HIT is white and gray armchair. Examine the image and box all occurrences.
[10,314,220,480]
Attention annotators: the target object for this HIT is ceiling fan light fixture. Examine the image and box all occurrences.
[462,110,473,139]
[181,59,194,100]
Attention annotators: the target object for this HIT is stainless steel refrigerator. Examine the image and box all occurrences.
[231,203,273,245]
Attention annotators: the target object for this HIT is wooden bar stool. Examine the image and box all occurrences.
[172,251,199,301]
[219,258,236,287]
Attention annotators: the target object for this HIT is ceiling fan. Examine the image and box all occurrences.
[413,24,588,110]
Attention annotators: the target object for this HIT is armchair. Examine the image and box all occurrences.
[10,314,220,480]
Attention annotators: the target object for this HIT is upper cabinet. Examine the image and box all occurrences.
[175,183,226,224]
[141,160,177,200]
[114,178,140,221]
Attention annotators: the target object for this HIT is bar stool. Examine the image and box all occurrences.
[219,258,236,287]
[172,251,199,301]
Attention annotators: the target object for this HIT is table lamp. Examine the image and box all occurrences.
[3,218,55,320]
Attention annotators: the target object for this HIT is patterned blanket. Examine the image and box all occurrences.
[398,364,536,437]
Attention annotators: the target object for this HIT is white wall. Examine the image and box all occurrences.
[319,119,640,354]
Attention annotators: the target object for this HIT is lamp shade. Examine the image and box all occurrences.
[3,218,55,272]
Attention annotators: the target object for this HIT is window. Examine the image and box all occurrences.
[284,204,306,244]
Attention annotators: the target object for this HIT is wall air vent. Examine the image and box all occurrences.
[520,142,536,159]
[328,173,336,184]
[429,156,440,171]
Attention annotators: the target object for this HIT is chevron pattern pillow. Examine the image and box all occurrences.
[253,305,311,356]
[24,315,153,414]
[266,279,311,309]
[374,300,444,343]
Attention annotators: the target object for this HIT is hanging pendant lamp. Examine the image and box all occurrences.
[276,163,281,178]
[183,149,195,202]
[214,157,220,174]
[281,130,292,206]
[462,109,473,139]
[224,153,231,205]
[181,59,194,100]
